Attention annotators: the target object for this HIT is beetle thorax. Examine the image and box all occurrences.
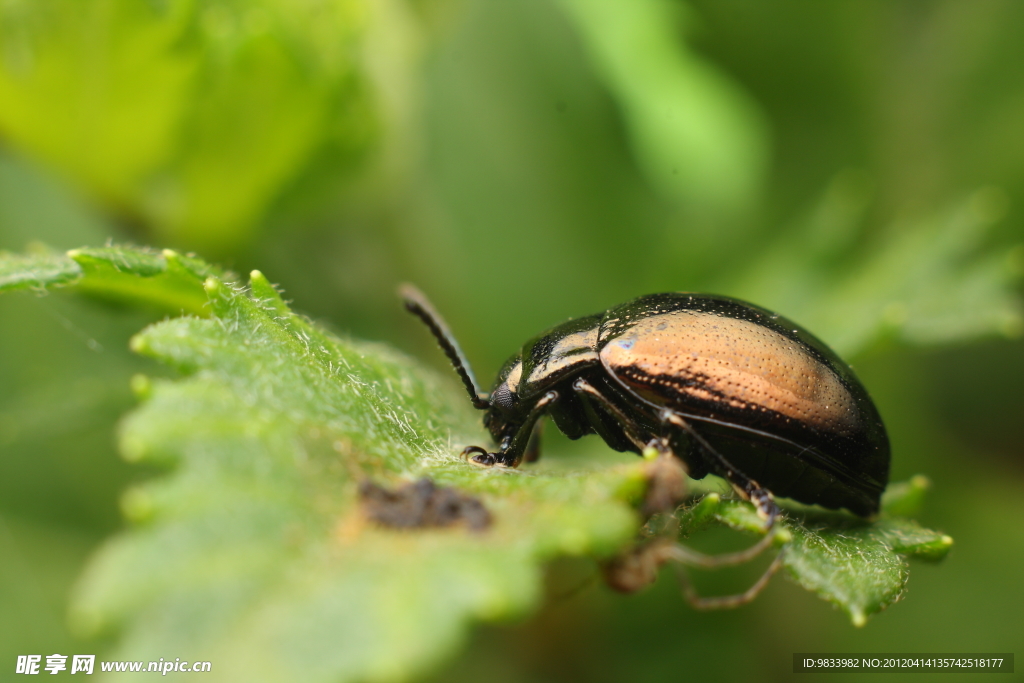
[518,317,601,396]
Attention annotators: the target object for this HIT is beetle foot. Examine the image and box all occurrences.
[461,446,498,467]
[746,486,780,531]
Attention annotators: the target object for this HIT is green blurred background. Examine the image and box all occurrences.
[1,0,1022,680]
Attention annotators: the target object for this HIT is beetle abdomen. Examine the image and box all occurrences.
[598,293,889,515]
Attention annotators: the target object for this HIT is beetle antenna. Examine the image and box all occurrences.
[399,284,490,410]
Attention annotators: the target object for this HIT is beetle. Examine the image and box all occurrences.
[401,287,890,529]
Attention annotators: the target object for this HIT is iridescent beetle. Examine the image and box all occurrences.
[402,287,890,603]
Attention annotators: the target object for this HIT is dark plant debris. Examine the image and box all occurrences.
[359,478,493,532]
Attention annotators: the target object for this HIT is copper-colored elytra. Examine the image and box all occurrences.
[600,310,858,435]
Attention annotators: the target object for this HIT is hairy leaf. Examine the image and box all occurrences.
[0,245,224,316]
[0,247,80,292]
[0,245,953,681]
[711,475,951,626]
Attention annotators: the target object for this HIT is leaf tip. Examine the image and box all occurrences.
[130,373,152,400]
[851,610,868,628]
[677,492,720,533]
[882,475,931,517]
[121,486,154,523]
[121,432,147,463]
[692,491,721,516]
[161,249,185,272]
[203,276,222,294]
[128,334,148,355]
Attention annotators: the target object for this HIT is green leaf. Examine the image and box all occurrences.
[0,245,223,316]
[713,483,952,626]
[559,0,768,211]
[0,516,103,665]
[0,0,196,208]
[728,177,1023,357]
[0,244,954,680]
[67,247,222,316]
[0,246,80,292]
[0,0,382,251]
[61,258,639,682]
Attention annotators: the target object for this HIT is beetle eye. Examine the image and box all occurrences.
[491,383,516,412]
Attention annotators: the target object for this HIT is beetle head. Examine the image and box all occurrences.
[483,355,525,440]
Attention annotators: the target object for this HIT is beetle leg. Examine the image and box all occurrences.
[500,391,557,467]
[572,377,647,451]
[522,420,544,464]
[573,378,689,514]
[659,410,780,531]
[601,536,786,609]
[591,407,787,607]
[464,391,558,468]
[671,546,787,610]
[460,445,495,466]
[665,527,780,568]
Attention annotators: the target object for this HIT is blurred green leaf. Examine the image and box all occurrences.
[0,246,80,292]
[727,176,1023,357]
[0,515,104,666]
[0,244,955,681]
[559,0,768,211]
[0,0,196,209]
[0,0,382,252]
